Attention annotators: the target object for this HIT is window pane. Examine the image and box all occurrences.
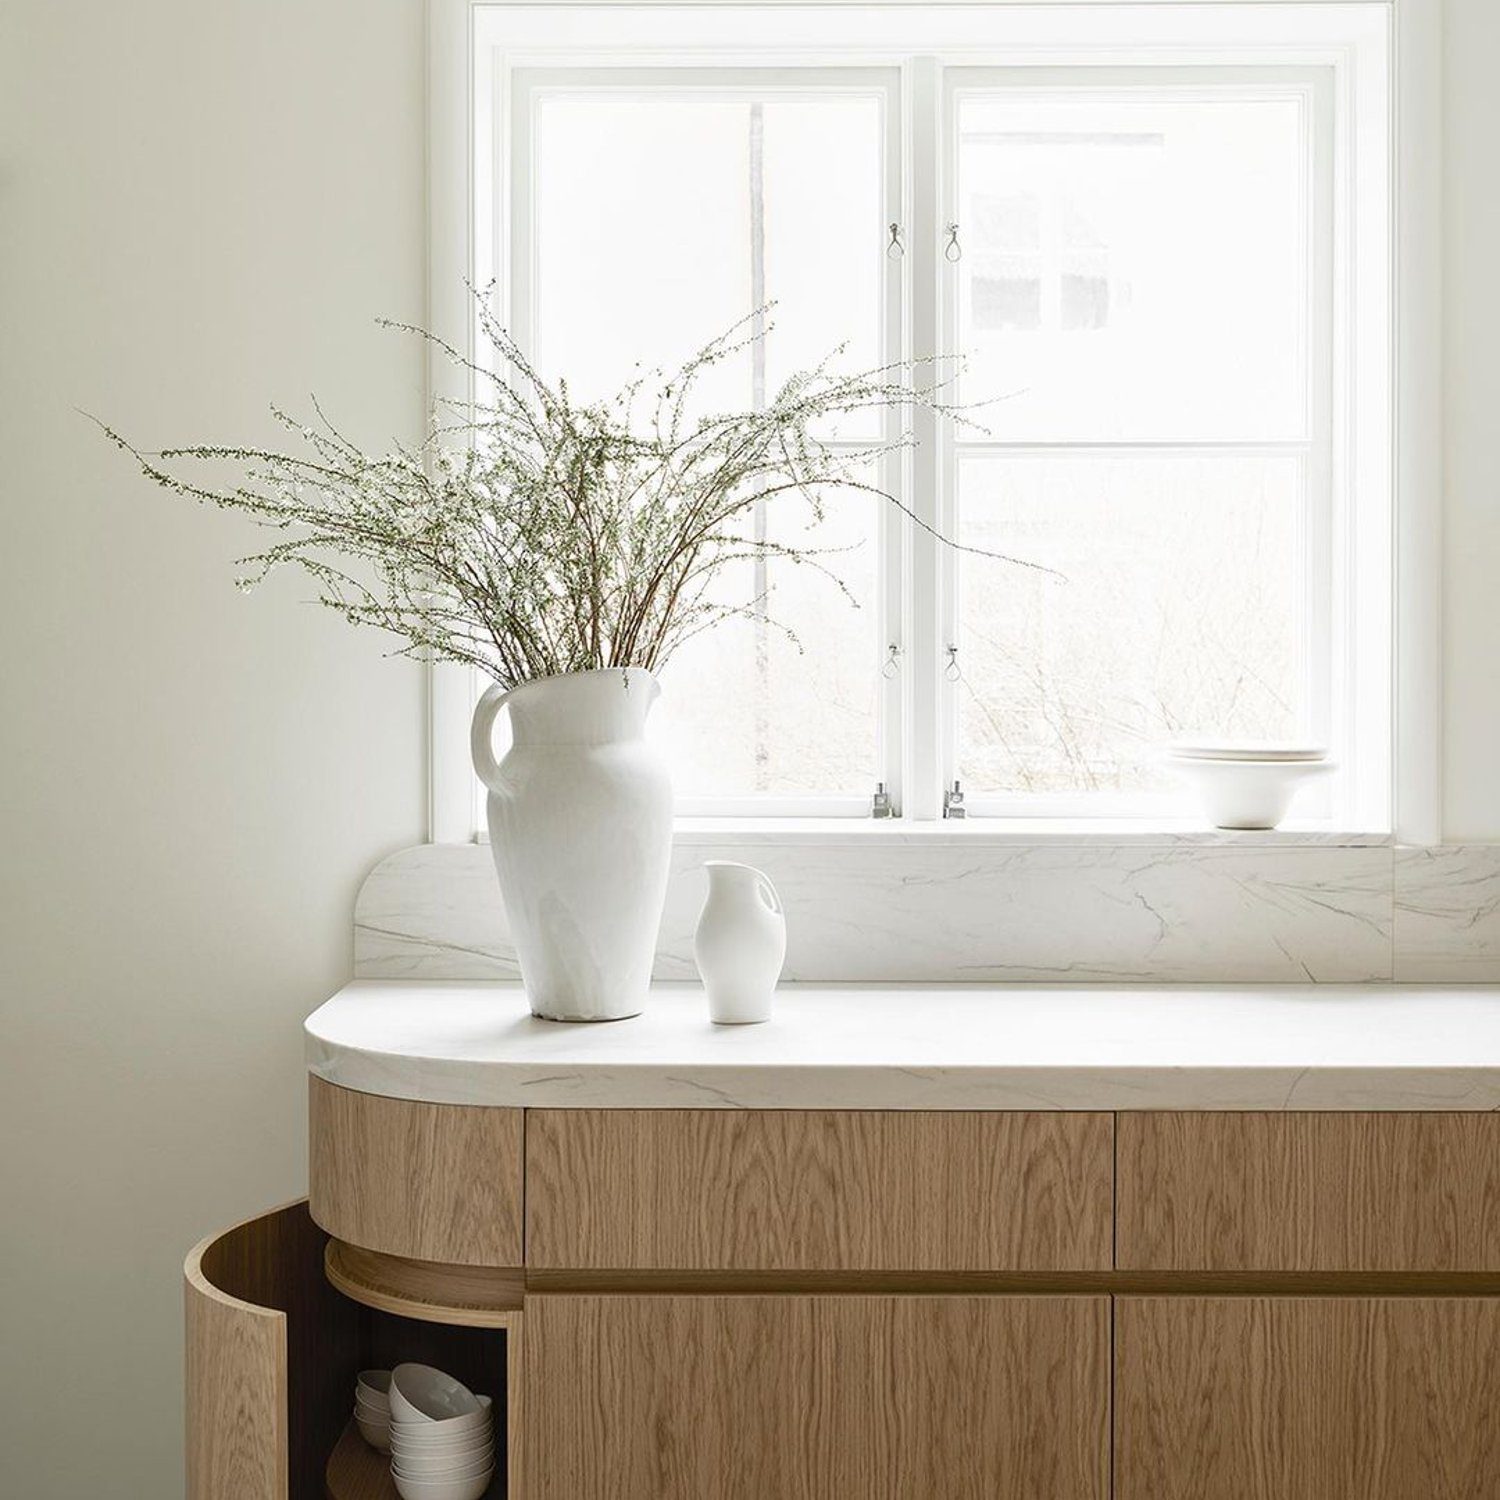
[652,482,879,799]
[955,90,1309,441]
[530,87,886,803]
[955,452,1308,797]
[533,90,883,421]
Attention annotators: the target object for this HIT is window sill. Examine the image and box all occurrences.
[475,820,1391,848]
[670,818,1393,848]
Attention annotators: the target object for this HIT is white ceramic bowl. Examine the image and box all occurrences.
[391,1398,491,1429]
[392,1424,493,1458]
[1168,754,1334,830]
[357,1370,393,1403]
[392,1443,495,1477]
[393,1465,494,1493]
[1170,739,1327,763]
[393,1422,492,1446]
[393,1467,494,1494]
[354,1413,391,1454]
[389,1366,486,1427]
[390,1403,492,1445]
[391,1464,494,1500]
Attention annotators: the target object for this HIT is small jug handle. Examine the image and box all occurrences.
[470,682,513,794]
[756,873,783,915]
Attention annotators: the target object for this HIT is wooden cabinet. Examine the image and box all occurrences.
[186,1200,515,1500]
[1115,1295,1500,1500]
[1116,1112,1500,1270]
[521,1293,1109,1500]
[185,1201,359,1500]
[189,1102,1500,1499]
[309,1076,524,1267]
[526,1108,1113,1270]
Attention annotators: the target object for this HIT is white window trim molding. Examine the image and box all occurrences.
[424,0,1442,847]
[1392,0,1442,846]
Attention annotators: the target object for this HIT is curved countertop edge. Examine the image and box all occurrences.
[305,980,1500,1112]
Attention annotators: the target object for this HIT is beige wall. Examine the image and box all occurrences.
[0,2,426,1496]
[1442,0,1500,838]
[1,0,1497,1496]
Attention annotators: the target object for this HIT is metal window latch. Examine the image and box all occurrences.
[871,781,897,819]
[943,780,967,819]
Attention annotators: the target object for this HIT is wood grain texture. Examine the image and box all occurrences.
[1117,1112,1500,1270]
[309,1076,523,1266]
[325,1240,523,1328]
[186,1252,284,1500]
[521,1294,1108,1500]
[324,1424,396,1500]
[526,1109,1113,1270]
[186,1200,358,1500]
[1116,1296,1500,1500]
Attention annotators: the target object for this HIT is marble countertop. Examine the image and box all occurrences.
[305,981,1500,1111]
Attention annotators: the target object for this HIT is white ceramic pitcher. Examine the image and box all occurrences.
[471,668,672,1022]
[693,861,786,1024]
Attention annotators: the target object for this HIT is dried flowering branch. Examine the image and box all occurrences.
[101,295,1042,688]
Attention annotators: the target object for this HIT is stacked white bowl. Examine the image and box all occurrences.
[387,1363,495,1500]
[1166,740,1333,829]
[354,1370,392,1453]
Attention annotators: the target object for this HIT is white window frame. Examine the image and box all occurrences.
[427,1,1439,844]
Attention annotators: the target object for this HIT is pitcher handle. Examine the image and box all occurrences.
[756,873,783,916]
[470,682,513,794]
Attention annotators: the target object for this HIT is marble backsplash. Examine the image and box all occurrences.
[354,839,1500,985]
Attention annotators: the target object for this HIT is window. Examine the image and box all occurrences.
[511,73,895,815]
[946,77,1333,817]
[441,3,1395,832]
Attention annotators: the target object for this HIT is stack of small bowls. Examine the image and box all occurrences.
[1166,740,1333,829]
[387,1363,495,1500]
[354,1370,393,1453]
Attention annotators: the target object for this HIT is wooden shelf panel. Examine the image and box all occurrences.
[325,1240,523,1330]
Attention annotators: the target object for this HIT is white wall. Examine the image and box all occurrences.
[1442,0,1500,838]
[0,3,426,1496]
[1,0,1497,1496]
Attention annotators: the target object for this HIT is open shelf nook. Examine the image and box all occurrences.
[187,1202,520,1500]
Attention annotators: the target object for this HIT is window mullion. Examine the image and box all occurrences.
[904,55,945,821]
[936,62,962,818]
[877,69,907,816]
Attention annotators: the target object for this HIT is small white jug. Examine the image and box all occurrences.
[693,861,786,1024]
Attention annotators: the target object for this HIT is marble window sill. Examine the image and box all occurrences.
[670,819,1392,848]
[475,819,1392,849]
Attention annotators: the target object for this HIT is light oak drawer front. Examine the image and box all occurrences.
[523,1293,1110,1500]
[1117,1112,1500,1271]
[309,1077,523,1266]
[1116,1296,1500,1500]
[526,1109,1113,1270]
